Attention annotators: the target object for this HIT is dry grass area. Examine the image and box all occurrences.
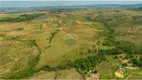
[0,16,45,78]
[0,13,19,18]
[30,68,83,79]
[36,13,105,68]
[0,8,142,79]
[98,58,121,79]
[57,68,83,79]
[0,10,104,72]
[128,72,142,79]
[30,70,55,79]
[0,40,36,78]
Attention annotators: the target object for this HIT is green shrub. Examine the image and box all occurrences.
[131,58,139,66]
[116,41,142,54]
[13,28,24,31]
[0,34,5,37]
[38,65,52,71]
[122,63,127,66]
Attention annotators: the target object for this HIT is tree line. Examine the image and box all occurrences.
[0,13,45,22]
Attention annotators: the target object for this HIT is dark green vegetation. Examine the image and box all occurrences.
[13,28,24,31]
[74,56,98,75]
[0,6,142,79]
[0,13,45,22]
[49,30,59,44]
[131,56,142,67]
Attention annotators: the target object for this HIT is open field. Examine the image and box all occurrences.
[30,68,82,79]
[98,57,121,79]
[129,72,142,79]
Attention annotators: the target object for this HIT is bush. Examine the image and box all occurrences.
[93,70,98,73]
[122,63,127,66]
[131,56,142,67]
[115,49,123,54]
[0,34,5,37]
[39,65,52,71]
[102,36,118,46]
[13,28,24,31]
[125,54,134,59]
[131,58,139,66]
[139,56,142,67]
[95,15,104,22]
[116,41,142,54]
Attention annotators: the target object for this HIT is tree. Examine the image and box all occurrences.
[131,58,139,66]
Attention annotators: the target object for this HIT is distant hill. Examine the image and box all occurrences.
[1,4,142,13]
[127,7,142,11]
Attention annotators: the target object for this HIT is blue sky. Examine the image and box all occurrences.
[0,0,142,8]
[1,0,142,1]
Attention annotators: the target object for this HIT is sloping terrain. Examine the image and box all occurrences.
[0,8,142,79]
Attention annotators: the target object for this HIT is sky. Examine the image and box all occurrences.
[0,0,142,8]
[1,0,142,1]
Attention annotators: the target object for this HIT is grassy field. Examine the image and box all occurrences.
[35,11,106,68]
[30,70,55,79]
[98,56,121,79]
[129,72,142,79]
[0,8,142,79]
[30,68,83,79]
